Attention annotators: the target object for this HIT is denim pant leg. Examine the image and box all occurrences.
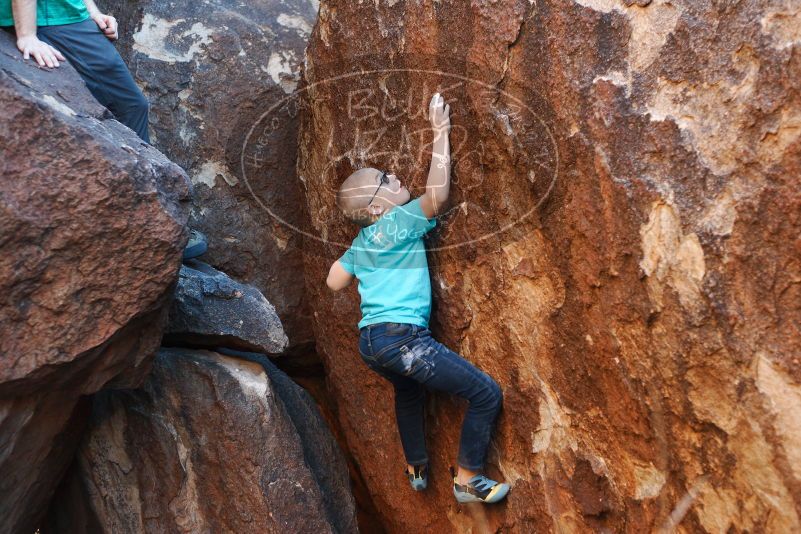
[412,333,503,471]
[361,323,503,471]
[359,327,428,465]
[37,20,151,142]
[392,377,428,466]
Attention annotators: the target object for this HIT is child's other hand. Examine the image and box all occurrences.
[429,92,450,133]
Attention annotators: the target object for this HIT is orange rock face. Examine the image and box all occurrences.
[297,1,801,531]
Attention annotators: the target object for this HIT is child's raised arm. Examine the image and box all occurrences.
[420,93,451,219]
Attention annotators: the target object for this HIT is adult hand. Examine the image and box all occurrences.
[91,12,118,40]
[16,34,66,67]
[429,92,451,134]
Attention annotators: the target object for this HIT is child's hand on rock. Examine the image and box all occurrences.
[429,92,450,133]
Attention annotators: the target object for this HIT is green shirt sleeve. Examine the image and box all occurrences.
[0,0,90,27]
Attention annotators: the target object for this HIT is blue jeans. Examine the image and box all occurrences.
[36,20,151,142]
[359,322,503,470]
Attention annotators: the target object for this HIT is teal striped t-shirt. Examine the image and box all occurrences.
[0,0,90,27]
[339,197,437,329]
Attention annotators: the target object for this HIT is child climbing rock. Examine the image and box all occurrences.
[326,92,510,504]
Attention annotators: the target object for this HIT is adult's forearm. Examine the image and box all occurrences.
[12,0,37,38]
[82,0,100,17]
[426,129,451,208]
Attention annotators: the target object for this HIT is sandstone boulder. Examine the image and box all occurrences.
[217,348,359,534]
[0,30,190,534]
[44,348,357,533]
[298,1,801,532]
[165,261,289,354]
[100,0,318,348]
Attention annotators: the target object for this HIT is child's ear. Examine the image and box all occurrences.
[367,203,384,216]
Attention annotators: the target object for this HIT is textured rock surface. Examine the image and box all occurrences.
[298,1,801,532]
[44,348,357,533]
[165,261,289,354]
[0,31,189,534]
[217,348,360,534]
[100,0,318,348]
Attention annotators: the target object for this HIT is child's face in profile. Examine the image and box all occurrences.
[338,168,412,225]
[370,170,411,208]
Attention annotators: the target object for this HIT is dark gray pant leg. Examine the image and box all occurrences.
[38,19,150,143]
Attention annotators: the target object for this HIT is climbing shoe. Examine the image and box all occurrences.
[405,464,428,491]
[183,229,208,261]
[451,467,510,504]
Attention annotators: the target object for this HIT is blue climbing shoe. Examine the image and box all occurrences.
[406,464,428,491]
[183,229,208,261]
[451,468,510,504]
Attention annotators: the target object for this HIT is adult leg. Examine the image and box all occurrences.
[38,20,150,142]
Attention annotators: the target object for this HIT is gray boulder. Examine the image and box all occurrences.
[166,260,289,354]
[100,0,318,349]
